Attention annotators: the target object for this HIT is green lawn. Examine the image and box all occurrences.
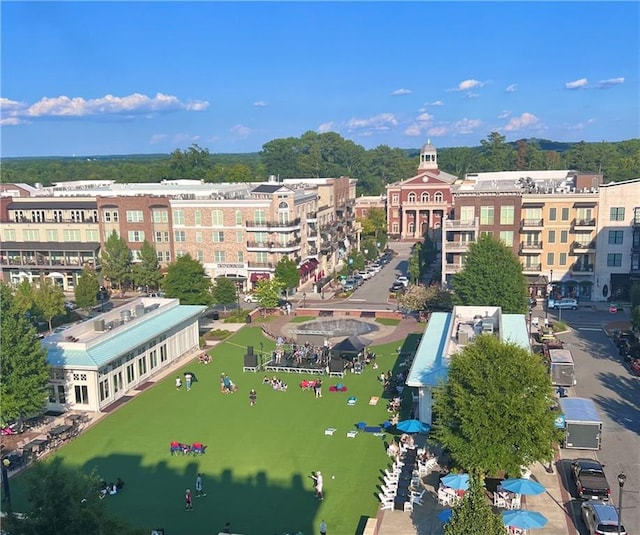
[374,317,401,326]
[7,326,421,535]
[289,316,315,323]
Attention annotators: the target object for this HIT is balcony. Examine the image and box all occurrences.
[571,241,596,254]
[444,241,474,252]
[306,212,318,222]
[320,241,333,254]
[571,218,596,230]
[247,261,275,270]
[0,256,98,270]
[445,218,478,231]
[247,239,301,252]
[520,241,543,252]
[443,263,465,274]
[245,217,301,230]
[307,234,318,241]
[11,216,99,224]
[571,263,594,274]
[521,219,544,229]
[522,263,542,272]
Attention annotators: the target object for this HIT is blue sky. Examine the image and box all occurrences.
[1,1,638,157]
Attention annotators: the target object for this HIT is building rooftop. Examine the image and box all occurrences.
[406,306,530,388]
[455,170,601,195]
[43,298,206,368]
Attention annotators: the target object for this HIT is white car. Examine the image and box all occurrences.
[244,294,259,303]
[396,276,409,287]
[64,301,78,310]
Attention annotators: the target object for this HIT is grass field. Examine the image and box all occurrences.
[7,327,423,535]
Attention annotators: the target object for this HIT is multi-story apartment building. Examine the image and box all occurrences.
[594,178,640,301]
[386,142,457,240]
[353,195,386,220]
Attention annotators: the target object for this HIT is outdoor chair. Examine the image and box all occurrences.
[403,500,413,512]
[378,493,394,510]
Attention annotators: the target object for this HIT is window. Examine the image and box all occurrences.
[559,253,567,266]
[434,191,444,203]
[237,251,244,263]
[421,192,430,203]
[392,194,399,205]
[524,208,542,221]
[194,210,202,226]
[547,252,554,265]
[407,192,416,203]
[499,231,514,246]
[103,210,119,223]
[164,251,171,262]
[173,210,185,225]
[3,229,16,241]
[195,231,203,243]
[63,229,81,242]
[128,230,145,242]
[549,208,557,221]
[500,206,515,225]
[30,210,44,222]
[254,210,266,224]
[46,229,58,241]
[105,230,120,240]
[86,229,98,242]
[126,363,135,384]
[138,357,147,376]
[23,229,40,241]
[53,210,62,222]
[211,210,224,226]
[235,210,243,225]
[131,250,142,262]
[236,231,243,243]
[160,344,168,362]
[74,385,89,405]
[196,250,204,262]
[154,231,167,243]
[548,230,556,244]
[460,206,474,223]
[70,210,83,222]
[392,222,399,234]
[607,253,622,267]
[113,372,123,394]
[214,251,226,262]
[561,207,569,221]
[57,385,67,404]
[99,379,110,402]
[156,251,163,262]
[608,231,624,245]
[149,350,157,369]
[126,210,144,222]
[174,230,186,242]
[255,232,268,243]
[212,231,224,243]
[560,230,568,243]
[576,208,592,223]
[610,207,625,221]
[256,252,269,263]
[480,206,494,225]
[176,250,186,258]
[152,210,168,223]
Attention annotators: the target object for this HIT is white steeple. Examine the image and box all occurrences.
[418,139,438,171]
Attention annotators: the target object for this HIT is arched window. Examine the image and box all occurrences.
[278,201,289,210]
[408,192,417,203]
[434,191,443,203]
[421,192,430,203]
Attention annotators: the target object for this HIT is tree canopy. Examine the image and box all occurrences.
[433,335,559,477]
[253,279,284,311]
[36,279,66,332]
[274,257,300,294]
[132,240,163,292]
[75,268,99,311]
[100,231,132,293]
[444,474,505,535]
[0,283,50,425]
[212,277,239,310]
[162,255,212,306]
[451,234,528,313]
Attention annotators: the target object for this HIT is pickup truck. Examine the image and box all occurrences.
[570,458,611,501]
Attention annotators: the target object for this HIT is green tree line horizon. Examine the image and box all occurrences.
[2,132,638,196]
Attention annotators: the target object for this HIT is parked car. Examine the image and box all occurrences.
[64,301,78,311]
[570,459,610,501]
[353,274,365,287]
[553,298,578,310]
[244,294,259,303]
[396,276,409,287]
[619,339,640,362]
[629,358,640,376]
[343,279,356,292]
[581,501,627,535]
[613,329,638,347]
[389,281,405,292]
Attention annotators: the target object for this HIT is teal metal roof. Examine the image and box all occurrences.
[501,314,531,350]
[406,312,452,387]
[46,305,205,368]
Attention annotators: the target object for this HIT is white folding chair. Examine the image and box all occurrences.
[493,494,507,508]
[384,475,399,487]
[438,488,452,506]
[403,500,414,512]
[378,493,395,510]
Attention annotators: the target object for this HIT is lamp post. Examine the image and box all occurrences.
[1,456,11,508]
[546,269,554,321]
[617,472,626,534]
[302,292,306,308]
[528,309,533,337]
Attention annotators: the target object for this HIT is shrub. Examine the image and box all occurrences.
[204,329,232,340]
[552,320,568,332]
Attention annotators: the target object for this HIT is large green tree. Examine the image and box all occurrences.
[444,474,505,535]
[74,268,99,311]
[253,279,284,312]
[133,240,162,292]
[212,277,239,311]
[433,335,559,477]
[0,284,50,426]
[35,279,66,332]
[13,279,37,317]
[451,234,528,313]
[100,231,132,293]
[162,255,212,305]
[274,257,300,295]
[358,207,387,242]
[408,243,422,284]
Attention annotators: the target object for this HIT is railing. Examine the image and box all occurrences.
[571,241,595,251]
[443,263,464,273]
[445,241,474,252]
[247,238,301,249]
[306,212,318,220]
[10,217,99,224]
[520,241,543,250]
[572,218,596,227]
[247,261,275,269]
[572,263,594,273]
[522,264,542,272]
[245,217,301,228]
[445,218,478,229]
[521,219,544,228]
[0,257,98,268]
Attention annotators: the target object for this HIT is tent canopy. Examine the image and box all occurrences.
[331,336,370,359]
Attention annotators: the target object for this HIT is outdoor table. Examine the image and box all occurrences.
[66,413,83,423]
[22,438,48,459]
[50,424,72,436]
[394,447,418,510]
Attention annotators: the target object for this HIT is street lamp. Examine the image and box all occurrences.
[528,309,533,336]
[617,472,626,534]
[1,456,11,508]
[302,292,306,308]
[546,268,554,321]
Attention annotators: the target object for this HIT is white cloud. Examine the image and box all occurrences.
[498,110,511,119]
[465,92,480,99]
[346,113,398,132]
[417,112,433,122]
[230,124,251,138]
[317,122,335,133]
[565,78,589,90]
[391,88,412,96]
[427,126,448,136]
[404,112,434,136]
[448,79,485,92]
[503,112,540,132]
[172,133,200,145]
[566,118,596,131]
[404,124,423,136]
[505,84,518,93]
[452,118,482,134]
[430,100,444,106]
[252,100,269,107]
[149,134,168,145]
[0,92,209,125]
[596,77,624,89]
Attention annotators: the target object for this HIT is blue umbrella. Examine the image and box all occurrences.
[503,510,548,529]
[440,472,470,490]
[501,478,545,496]
[438,509,453,523]
[396,419,430,434]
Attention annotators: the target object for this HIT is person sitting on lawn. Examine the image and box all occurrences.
[116,477,125,491]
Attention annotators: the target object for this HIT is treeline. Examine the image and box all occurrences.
[1,132,638,196]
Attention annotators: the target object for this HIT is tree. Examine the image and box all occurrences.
[274,257,300,295]
[13,279,37,317]
[358,207,387,242]
[451,234,528,313]
[433,335,559,477]
[212,277,239,311]
[100,230,132,293]
[36,279,66,332]
[408,244,422,283]
[162,255,212,305]
[444,474,505,535]
[74,268,100,311]
[133,240,162,292]
[253,279,284,312]
[1,457,145,535]
[0,283,50,426]
[360,239,379,261]
[346,251,366,273]
[398,285,431,312]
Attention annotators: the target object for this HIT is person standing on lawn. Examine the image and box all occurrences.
[185,372,193,391]
[319,519,327,535]
[195,473,206,497]
[175,376,182,389]
[249,389,257,406]
[311,471,324,500]
[185,488,193,511]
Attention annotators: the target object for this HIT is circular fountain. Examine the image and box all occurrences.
[290,318,379,337]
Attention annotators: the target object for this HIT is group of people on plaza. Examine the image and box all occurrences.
[175,372,195,391]
[99,477,124,499]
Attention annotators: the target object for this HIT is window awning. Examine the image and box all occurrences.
[573,201,597,207]
[215,274,247,281]
[250,273,270,282]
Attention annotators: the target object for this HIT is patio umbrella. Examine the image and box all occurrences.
[440,473,470,491]
[501,478,545,496]
[437,509,453,523]
[503,510,548,530]
[396,419,430,434]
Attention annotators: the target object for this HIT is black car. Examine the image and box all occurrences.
[619,339,640,362]
[389,282,405,292]
[613,329,638,347]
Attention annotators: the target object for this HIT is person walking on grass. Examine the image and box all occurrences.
[195,473,206,497]
[249,389,257,406]
[319,519,327,535]
[175,376,182,390]
[311,471,324,500]
[185,488,193,511]
[185,372,193,391]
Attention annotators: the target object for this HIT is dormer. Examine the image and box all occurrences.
[418,139,438,171]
